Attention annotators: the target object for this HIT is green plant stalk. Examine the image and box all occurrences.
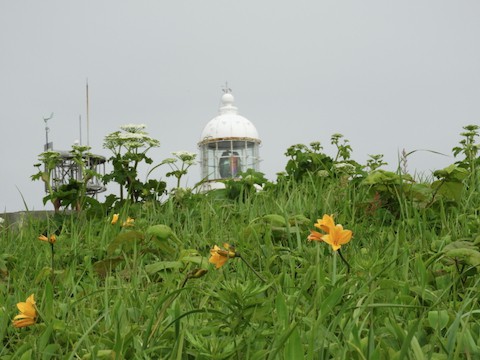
[337,249,350,274]
[332,250,337,285]
[50,242,55,283]
[176,162,184,189]
[239,254,266,282]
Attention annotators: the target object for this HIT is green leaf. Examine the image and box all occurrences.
[106,230,144,255]
[144,261,184,274]
[285,326,304,360]
[288,214,311,226]
[275,292,288,327]
[363,169,413,185]
[146,224,174,241]
[261,214,287,227]
[38,323,53,353]
[82,350,117,359]
[92,257,124,277]
[34,266,53,284]
[431,180,464,202]
[20,349,33,360]
[146,224,182,244]
[433,164,468,181]
[427,310,450,330]
[42,344,61,360]
[442,241,480,270]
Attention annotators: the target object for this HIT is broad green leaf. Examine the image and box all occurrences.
[432,180,464,203]
[427,310,450,330]
[82,350,117,359]
[443,243,480,270]
[433,164,468,181]
[106,230,144,255]
[38,323,53,353]
[288,214,311,226]
[146,224,174,241]
[261,214,287,227]
[20,349,33,360]
[275,292,288,327]
[442,240,477,251]
[180,255,208,266]
[411,335,425,360]
[285,326,304,360]
[93,257,124,277]
[34,266,53,284]
[144,261,184,274]
[42,344,61,360]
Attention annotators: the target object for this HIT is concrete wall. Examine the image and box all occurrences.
[0,210,57,228]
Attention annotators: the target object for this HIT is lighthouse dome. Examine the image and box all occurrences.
[199,93,260,143]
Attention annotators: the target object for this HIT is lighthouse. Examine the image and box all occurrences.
[198,89,261,190]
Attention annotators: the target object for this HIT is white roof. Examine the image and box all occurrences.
[199,92,260,143]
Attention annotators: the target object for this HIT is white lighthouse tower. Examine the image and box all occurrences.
[198,88,261,190]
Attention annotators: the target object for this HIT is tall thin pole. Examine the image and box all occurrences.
[79,115,82,145]
[86,79,90,147]
[43,113,54,150]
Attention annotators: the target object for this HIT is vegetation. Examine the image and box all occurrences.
[1,125,479,359]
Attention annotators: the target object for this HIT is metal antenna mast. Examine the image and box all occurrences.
[43,112,54,150]
[86,78,91,147]
[79,115,82,145]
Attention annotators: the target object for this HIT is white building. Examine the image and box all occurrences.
[198,90,261,190]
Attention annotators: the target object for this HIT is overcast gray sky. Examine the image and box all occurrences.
[1,1,479,213]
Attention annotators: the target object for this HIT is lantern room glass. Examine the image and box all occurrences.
[199,139,260,181]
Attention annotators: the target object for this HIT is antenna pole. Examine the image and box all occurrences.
[86,79,90,147]
[79,115,82,145]
[43,112,54,150]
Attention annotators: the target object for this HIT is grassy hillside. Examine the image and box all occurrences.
[1,127,479,359]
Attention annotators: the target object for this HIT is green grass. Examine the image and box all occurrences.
[1,174,479,359]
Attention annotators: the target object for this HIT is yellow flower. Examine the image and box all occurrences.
[222,243,237,258]
[322,224,353,251]
[307,230,324,242]
[111,213,119,225]
[122,217,135,227]
[314,214,336,234]
[12,294,37,328]
[209,243,237,269]
[38,234,56,244]
[307,214,335,242]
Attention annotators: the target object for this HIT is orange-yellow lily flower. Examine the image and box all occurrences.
[111,213,119,225]
[322,224,353,251]
[209,243,237,269]
[12,294,37,328]
[314,214,336,234]
[122,217,135,227]
[307,230,324,242]
[38,234,56,244]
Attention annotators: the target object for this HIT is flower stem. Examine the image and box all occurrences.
[50,242,55,283]
[239,255,266,283]
[337,249,351,274]
[332,250,337,285]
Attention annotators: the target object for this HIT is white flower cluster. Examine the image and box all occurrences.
[38,150,61,164]
[104,124,160,150]
[172,151,197,165]
[161,158,177,165]
[120,124,147,133]
[317,170,330,178]
[334,162,356,174]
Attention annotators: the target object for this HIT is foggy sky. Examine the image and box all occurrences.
[1,1,479,212]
